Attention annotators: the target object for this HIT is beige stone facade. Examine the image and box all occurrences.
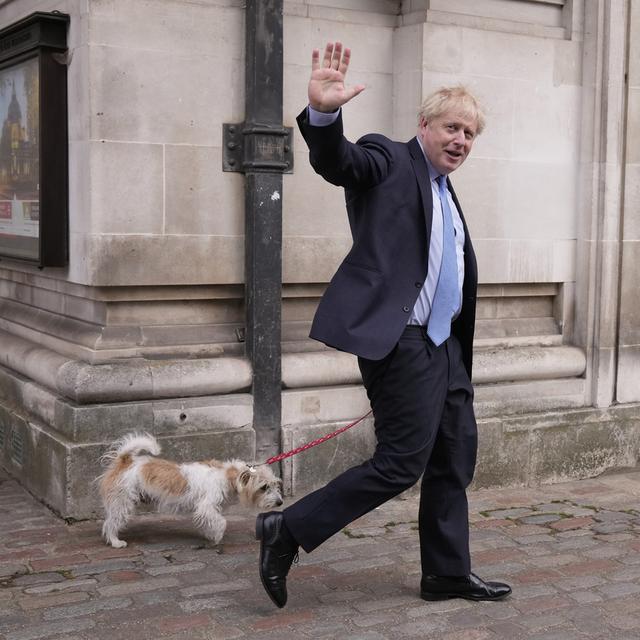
[0,0,638,517]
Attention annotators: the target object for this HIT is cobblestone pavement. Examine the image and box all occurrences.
[1,467,640,640]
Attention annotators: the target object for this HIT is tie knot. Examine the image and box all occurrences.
[437,174,447,192]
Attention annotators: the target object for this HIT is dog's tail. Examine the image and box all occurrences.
[100,432,161,466]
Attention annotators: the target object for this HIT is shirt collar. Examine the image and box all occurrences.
[415,135,440,183]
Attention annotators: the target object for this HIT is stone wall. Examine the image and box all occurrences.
[0,0,637,518]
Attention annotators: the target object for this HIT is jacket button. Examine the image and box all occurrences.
[403,305,410,312]
[414,282,422,288]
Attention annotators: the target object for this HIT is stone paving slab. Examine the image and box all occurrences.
[1,467,640,639]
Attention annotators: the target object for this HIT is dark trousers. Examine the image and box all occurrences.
[283,326,478,576]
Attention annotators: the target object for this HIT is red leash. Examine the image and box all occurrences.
[261,410,373,466]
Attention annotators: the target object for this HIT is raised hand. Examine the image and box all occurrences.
[308,42,366,113]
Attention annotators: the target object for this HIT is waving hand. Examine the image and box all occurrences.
[308,42,366,113]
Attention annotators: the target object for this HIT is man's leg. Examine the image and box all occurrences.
[418,335,511,601]
[257,327,451,607]
[418,335,477,576]
[284,327,451,552]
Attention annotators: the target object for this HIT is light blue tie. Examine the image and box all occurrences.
[427,175,460,346]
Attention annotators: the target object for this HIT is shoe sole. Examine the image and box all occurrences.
[255,514,286,608]
[421,591,511,602]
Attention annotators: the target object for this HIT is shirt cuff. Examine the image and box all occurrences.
[308,105,340,127]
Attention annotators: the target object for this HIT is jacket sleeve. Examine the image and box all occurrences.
[296,107,394,190]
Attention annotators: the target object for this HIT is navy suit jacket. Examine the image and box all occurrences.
[297,109,478,379]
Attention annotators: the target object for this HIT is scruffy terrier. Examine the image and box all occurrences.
[98,433,283,549]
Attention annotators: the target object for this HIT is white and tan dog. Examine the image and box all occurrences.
[98,433,283,548]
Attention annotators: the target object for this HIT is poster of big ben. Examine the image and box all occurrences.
[0,56,39,260]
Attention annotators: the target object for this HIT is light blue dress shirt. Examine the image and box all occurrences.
[409,137,465,326]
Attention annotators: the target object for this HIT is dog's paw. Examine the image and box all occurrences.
[109,539,128,548]
[194,541,224,553]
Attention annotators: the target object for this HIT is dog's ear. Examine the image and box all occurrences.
[238,469,252,486]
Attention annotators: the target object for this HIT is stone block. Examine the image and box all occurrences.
[553,39,583,87]
[0,326,254,405]
[283,147,350,234]
[306,0,398,13]
[593,346,617,408]
[474,378,586,419]
[345,72,394,140]
[552,240,577,283]
[0,406,256,518]
[430,0,564,28]
[89,0,244,60]
[63,291,107,326]
[473,239,559,284]
[595,240,623,349]
[284,63,311,124]
[617,346,640,404]
[164,145,243,236]
[392,22,423,138]
[68,140,90,235]
[623,164,640,241]
[68,44,90,143]
[461,28,555,81]
[473,345,586,384]
[503,162,578,240]
[282,385,370,427]
[459,75,514,159]
[494,296,552,320]
[392,70,424,140]
[282,351,360,388]
[89,141,164,234]
[68,233,244,286]
[630,16,640,87]
[515,409,640,484]
[619,241,640,347]
[285,12,395,73]
[284,1,309,18]
[56,393,253,443]
[473,417,530,488]
[283,15,313,70]
[517,240,568,283]
[281,416,376,496]
[474,317,559,340]
[282,235,351,284]
[452,157,511,239]
[89,45,241,146]
[626,88,640,164]
[422,23,463,74]
[393,22,423,74]
[512,84,581,164]
[308,3,397,28]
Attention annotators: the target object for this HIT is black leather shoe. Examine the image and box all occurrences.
[256,511,299,608]
[421,573,512,602]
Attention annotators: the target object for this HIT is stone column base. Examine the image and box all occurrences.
[0,363,255,519]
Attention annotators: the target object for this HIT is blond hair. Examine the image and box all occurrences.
[418,85,486,135]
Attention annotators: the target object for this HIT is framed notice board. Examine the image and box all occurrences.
[0,12,69,266]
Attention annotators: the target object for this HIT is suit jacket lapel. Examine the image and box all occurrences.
[407,137,433,252]
[447,177,477,291]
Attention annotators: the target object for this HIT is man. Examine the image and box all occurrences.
[256,42,511,608]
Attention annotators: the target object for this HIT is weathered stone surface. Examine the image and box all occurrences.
[0,406,255,519]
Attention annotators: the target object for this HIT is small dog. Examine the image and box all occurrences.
[98,433,283,548]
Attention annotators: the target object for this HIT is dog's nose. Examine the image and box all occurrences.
[275,498,283,507]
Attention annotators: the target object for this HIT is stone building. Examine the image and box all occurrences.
[0,0,638,518]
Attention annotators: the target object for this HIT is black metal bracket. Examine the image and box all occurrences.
[223,122,293,173]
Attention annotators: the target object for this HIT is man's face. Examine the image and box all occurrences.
[418,111,478,175]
